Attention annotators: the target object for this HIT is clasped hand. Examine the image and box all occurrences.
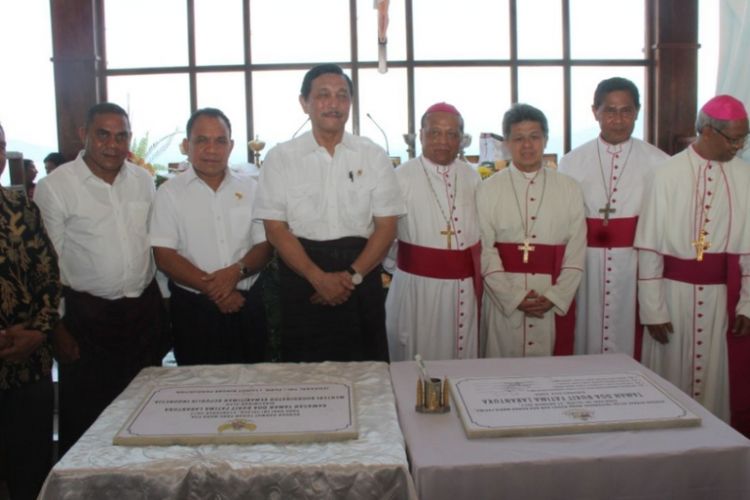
[517,290,554,318]
[310,271,355,306]
[0,324,45,363]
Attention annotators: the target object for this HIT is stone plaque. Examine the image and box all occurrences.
[450,372,701,438]
[114,382,358,446]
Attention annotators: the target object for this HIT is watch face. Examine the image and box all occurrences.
[351,273,363,285]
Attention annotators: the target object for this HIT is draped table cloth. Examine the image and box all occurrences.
[390,354,750,500]
[40,361,416,499]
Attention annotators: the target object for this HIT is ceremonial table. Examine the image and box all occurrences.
[390,354,750,500]
[40,362,416,500]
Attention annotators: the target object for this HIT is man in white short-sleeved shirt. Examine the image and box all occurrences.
[254,63,405,362]
[34,102,165,456]
[151,108,271,365]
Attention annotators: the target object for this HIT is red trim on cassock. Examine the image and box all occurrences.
[494,242,575,356]
[663,253,750,437]
[397,240,483,302]
[586,216,638,248]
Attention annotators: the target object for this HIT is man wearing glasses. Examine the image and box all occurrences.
[635,95,750,436]
[478,104,586,358]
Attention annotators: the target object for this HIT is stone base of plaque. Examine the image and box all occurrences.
[113,382,358,446]
[450,372,701,438]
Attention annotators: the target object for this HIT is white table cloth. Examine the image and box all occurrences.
[390,354,750,500]
[40,362,416,500]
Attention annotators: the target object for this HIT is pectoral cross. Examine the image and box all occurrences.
[441,223,456,249]
[518,238,535,264]
[599,202,616,226]
[692,230,710,262]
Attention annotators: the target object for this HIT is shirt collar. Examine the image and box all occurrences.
[299,130,356,155]
[420,155,456,175]
[184,163,234,189]
[73,150,130,184]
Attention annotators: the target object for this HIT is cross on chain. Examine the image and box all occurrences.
[440,223,456,249]
[599,202,616,226]
[517,238,535,264]
[692,230,710,262]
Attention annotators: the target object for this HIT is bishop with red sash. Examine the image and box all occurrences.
[635,95,750,434]
[478,104,586,357]
[385,103,482,361]
[559,77,668,359]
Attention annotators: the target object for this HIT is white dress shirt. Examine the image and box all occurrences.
[34,152,156,300]
[253,131,405,240]
[149,166,266,293]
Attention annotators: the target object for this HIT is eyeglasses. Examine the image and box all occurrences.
[710,126,749,148]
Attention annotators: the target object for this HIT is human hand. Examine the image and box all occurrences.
[202,264,241,302]
[517,291,553,318]
[0,324,46,363]
[733,315,750,336]
[51,322,80,363]
[309,271,354,306]
[216,290,246,314]
[646,323,674,344]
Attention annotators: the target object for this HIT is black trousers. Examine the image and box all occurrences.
[169,280,268,365]
[58,280,164,457]
[278,237,389,363]
[0,376,53,500]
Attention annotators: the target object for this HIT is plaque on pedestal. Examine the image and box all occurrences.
[450,372,700,438]
[114,382,358,446]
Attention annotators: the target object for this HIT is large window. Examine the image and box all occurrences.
[100,0,651,167]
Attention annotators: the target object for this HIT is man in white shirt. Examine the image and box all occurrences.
[478,104,586,357]
[559,77,668,358]
[35,103,165,455]
[254,64,405,362]
[385,102,481,361]
[635,95,750,434]
[150,108,271,365]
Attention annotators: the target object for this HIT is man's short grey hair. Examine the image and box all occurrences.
[695,111,729,135]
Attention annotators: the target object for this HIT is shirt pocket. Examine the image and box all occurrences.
[287,182,321,227]
[229,206,254,249]
[126,201,150,236]
[340,178,374,227]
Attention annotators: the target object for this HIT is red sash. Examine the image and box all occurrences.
[586,217,638,248]
[397,240,483,302]
[663,253,750,437]
[494,242,575,356]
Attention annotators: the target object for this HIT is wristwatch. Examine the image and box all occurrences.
[237,261,251,279]
[347,266,363,285]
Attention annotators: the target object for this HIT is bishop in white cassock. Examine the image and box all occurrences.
[385,103,482,361]
[479,104,586,358]
[635,95,750,434]
[559,77,669,359]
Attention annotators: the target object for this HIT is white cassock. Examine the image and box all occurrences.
[385,156,481,361]
[478,165,586,357]
[559,137,668,357]
[635,145,750,425]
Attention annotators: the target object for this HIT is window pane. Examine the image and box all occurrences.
[570,67,646,149]
[517,67,564,161]
[196,72,248,165]
[250,0,349,64]
[0,0,57,186]
[195,0,244,66]
[697,0,719,107]
[570,0,646,59]
[517,0,562,59]
[358,69,408,161]
[107,74,190,169]
[104,0,188,68]
[357,0,406,63]
[252,70,354,161]
[413,0,510,60]
[415,68,511,157]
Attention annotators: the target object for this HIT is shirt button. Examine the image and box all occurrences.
[528,341,534,346]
